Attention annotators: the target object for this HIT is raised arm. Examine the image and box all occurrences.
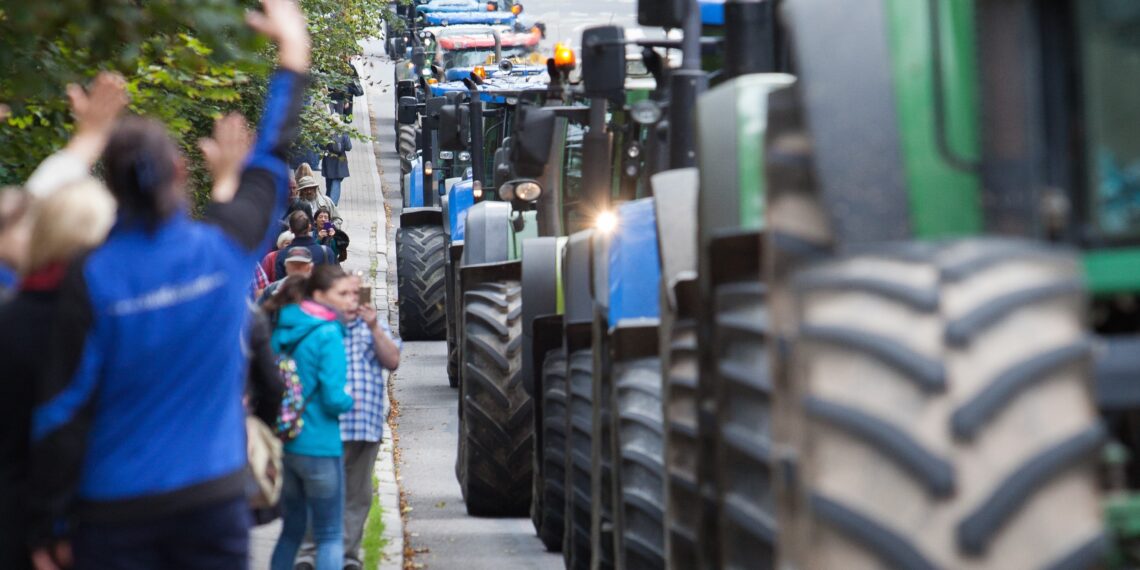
[203,0,311,253]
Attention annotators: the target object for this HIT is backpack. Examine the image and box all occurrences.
[274,327,322,442]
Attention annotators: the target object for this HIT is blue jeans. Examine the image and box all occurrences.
[327,178,343,206]
[270,454,345,570]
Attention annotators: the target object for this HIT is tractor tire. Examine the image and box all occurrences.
[399,124,417,175]
[663,314,700,569]
[780,240,1106,569]
[445,256,460,388]
[591,341,616,570]
[565,349,595,570]
[712,277,775,569]
[456,281,533,517]
[612,357,666,570]
[396,224,446,341]
[535,349,568,552]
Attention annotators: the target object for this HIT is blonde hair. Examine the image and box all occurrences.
[295,163,314,180]
[25,178,116,274]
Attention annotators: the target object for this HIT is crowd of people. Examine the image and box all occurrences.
[0,1,399,569]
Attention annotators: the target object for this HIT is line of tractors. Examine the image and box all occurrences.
[386,0,1140,568]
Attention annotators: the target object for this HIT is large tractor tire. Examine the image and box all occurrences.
[534,349,568,551]
[565,348,595,570]
[663,312,701,569]
[712,277,775,568]
[612,357,666,569]
[590,343,616,570]
[779,240,1106,569]
[456,281,533,516]
[396,224,446,341]
[399,124,418,175]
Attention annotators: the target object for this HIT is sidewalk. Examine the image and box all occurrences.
[248,58,404,570]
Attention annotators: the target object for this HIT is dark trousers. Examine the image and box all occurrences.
[73,497,250,570]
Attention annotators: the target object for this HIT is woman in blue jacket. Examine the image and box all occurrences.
[270,264,356,570]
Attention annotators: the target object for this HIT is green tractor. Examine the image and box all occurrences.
[682,0,1136,567]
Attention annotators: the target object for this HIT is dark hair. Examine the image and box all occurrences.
[304,264,348,297]
[261,275,307,320]
[101,116,183,231]
[288,210,311,235]
[315,207,331,221]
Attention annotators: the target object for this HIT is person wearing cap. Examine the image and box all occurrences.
[276,211,336,279]
[296,175,342,228]
[259,245,315,305]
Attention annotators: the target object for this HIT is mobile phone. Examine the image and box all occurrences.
[324,222,334,231]
[360,285,372,305]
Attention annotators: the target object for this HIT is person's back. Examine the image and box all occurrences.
[27,2,313,565]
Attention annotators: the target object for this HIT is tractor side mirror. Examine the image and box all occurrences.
[494,137,513,189]
[424,96,446,129]
[638,0,685,28]
[509,104,556,178]
[581,26,626,99]
[438,95,465,151]
[398,97,419,125]
[458,104,472,150]
[412,46,427,69]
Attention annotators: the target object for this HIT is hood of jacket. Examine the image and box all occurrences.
[272,301,343,353]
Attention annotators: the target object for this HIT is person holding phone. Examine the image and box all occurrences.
[294,273,398,570]
[313,208,344,262]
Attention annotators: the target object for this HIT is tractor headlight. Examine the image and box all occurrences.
[473,180,484,200]
[424,161,434,177]
[515,181,542,201]
[439,151,455,160]
[458,151,472,162]
[498,182,515,201]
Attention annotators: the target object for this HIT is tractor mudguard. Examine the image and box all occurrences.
[608,198,662,329]
[461,201,513,268]
[651,168,699,311]
[448,180,477,241]
[400,207,443,229]
[522,237,567,396]
[408,157,425,208]
[564,230,595,353]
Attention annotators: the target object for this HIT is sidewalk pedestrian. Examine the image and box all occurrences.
[0,179,115,570]
[25,1,311,568]
[321,127,351,205]
[313,208,346,262]
[277,211,335,278]
[296,274,399,570]
[297,175,343,228]
[261,246,316,304]
[269,264,357,570]
[262,230,296,282]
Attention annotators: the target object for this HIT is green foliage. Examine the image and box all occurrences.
[0,0,389,209]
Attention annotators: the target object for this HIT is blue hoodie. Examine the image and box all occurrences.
[272,301,354,457]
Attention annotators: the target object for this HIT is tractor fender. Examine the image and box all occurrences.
[608,198,662,331]
[461,201,513,268]
[522,237,567,396]
[651,168,699,312]
[563,229,594,353]
[447,179,476,241]
[400,207,443,229]
[408,157,425,208]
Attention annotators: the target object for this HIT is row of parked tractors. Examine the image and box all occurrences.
[388,0,1140,568]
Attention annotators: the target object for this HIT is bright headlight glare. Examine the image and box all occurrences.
[473,181,484,200]
[439,151,455,160]
[424,161,434,177]
[515,181,542,201]
[595,210,617,234]
[458,151,472,162]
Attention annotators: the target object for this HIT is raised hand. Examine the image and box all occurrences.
[199,113,252,203]
[246,0,311,73]
[64,72,129,165]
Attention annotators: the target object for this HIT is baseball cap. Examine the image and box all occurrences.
[284,247,313,264]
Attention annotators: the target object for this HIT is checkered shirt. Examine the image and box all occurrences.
[340,317,400,442]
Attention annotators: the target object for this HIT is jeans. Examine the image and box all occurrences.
[270,454,345,570]
[327,178,343,206]
[297,441,382,567]
[72,497,249,570]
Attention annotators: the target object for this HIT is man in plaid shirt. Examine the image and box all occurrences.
[297,274,400,570]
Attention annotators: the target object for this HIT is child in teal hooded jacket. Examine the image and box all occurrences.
[269,265,357,570]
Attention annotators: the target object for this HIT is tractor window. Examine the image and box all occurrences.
[562,124,588,232]
[1078,1,1140,239]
